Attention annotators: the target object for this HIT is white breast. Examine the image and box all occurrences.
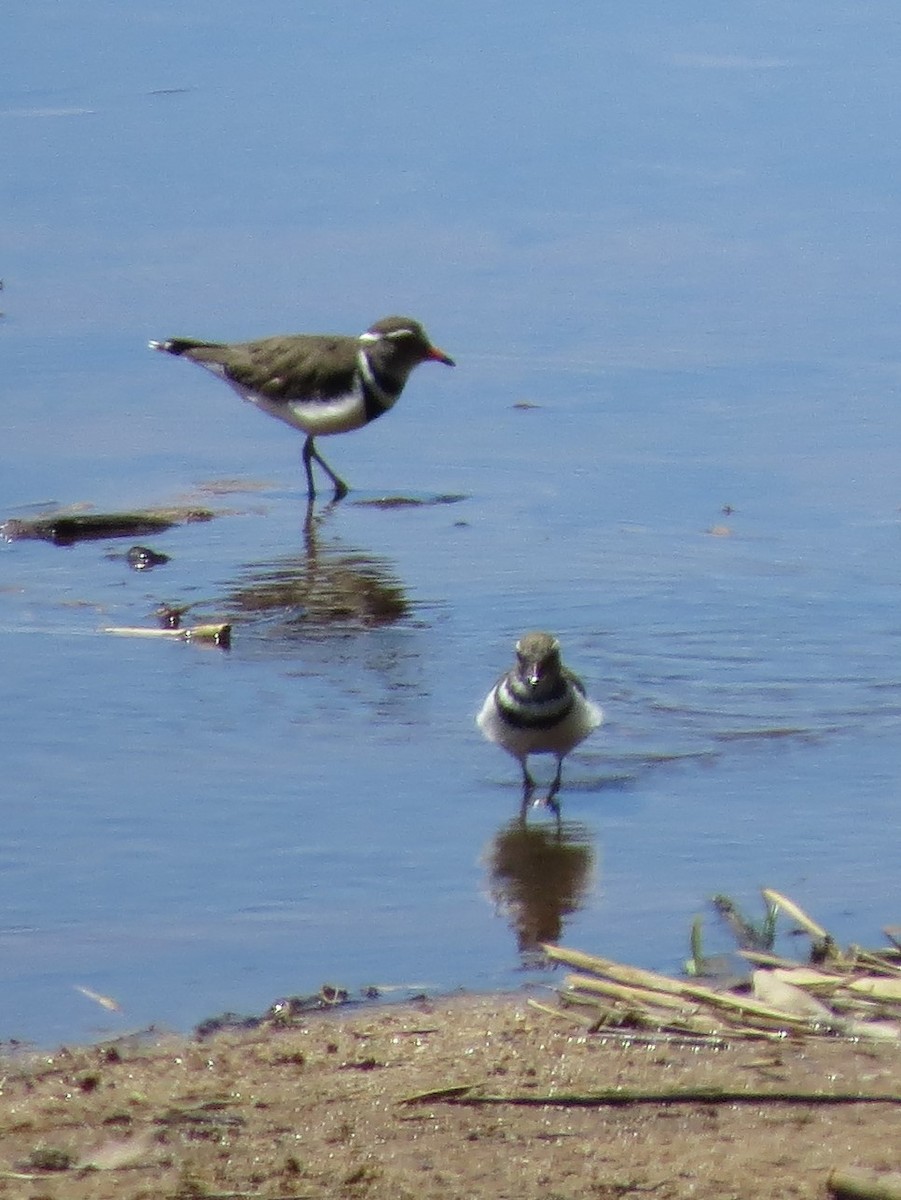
[478,688,603,760]
[231,379,368,438]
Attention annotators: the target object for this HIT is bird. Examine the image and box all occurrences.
[149,315,454,499]
[477,632,603,814]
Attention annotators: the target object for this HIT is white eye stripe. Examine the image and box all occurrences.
[360,326,418,343]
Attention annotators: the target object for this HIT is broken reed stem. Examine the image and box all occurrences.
[560,994,780,1042]
[563,973,693,1012]
[543,945,688,996]
[740,950,809,970]
[562,969,820,1031]
[761,889,829,941]
[547,891,901,1049]
[851,950,901,978]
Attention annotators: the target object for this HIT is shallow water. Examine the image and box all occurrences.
[3,1,901,1045]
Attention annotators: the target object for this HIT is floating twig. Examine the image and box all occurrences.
[103,623,231,648]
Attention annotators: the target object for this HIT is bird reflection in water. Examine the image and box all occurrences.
[222,499,409,634]
[485,816,594,965]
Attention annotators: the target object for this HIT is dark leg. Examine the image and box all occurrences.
[546,757,564,814]
[519,760,536,819]
[302,495,317,544]
[301,437,318,498]
[303,436,349,501]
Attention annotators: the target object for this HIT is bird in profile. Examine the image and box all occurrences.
[477,632,603,814]
[149,315,454,499]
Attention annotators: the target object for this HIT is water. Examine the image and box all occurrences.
[3,1,901,1046]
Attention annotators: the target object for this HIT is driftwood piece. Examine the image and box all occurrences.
[829,1167,901,1199]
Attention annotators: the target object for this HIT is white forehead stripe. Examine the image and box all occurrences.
[359,330,381,342]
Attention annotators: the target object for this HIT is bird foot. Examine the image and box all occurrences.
[533,792,561,815]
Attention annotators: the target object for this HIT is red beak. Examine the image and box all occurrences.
[428,345,455,367]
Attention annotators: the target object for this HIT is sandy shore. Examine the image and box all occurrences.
[1,992,900,1198]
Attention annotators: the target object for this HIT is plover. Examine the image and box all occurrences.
[149,315,454,499]
[478,632,603,812]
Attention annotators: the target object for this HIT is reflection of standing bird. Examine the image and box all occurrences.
[478,632,603,811]
[486,817,595,959]
[149,316,454,499]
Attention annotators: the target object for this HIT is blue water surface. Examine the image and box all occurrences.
[2,1,901,1045]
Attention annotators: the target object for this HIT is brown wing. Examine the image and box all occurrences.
[201,335,359,401]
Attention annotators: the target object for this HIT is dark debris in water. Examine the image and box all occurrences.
[156,603,192,629]
[194,984,379,1039]
[713,727,817,744]
[192,477,271,496]
[2,507,215,546]
[104,544,172,570]
[353,493,467,509]
[125,545,171,570]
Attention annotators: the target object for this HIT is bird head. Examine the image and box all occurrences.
[514,631,563,692]
[361,316,455,369]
